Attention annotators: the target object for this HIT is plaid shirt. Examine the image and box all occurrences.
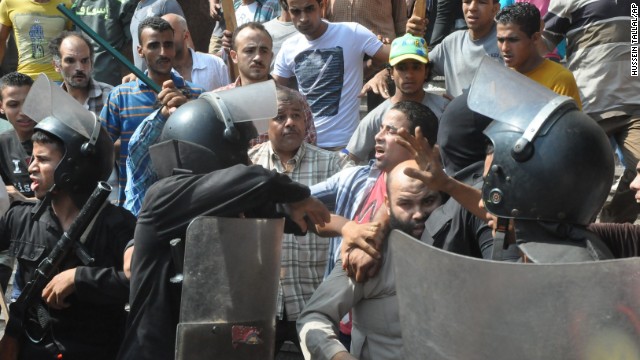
[61,78,113,116]
[233,0,280,23]
[101,70,203,207]
[249,141,352,320]
[214,77,317,146]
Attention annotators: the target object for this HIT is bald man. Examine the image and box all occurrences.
[161,13,230,91]
[298,160,442,360]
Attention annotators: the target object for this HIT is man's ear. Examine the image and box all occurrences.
[230,49,239,64]
[531,31,541,43]
[385,195,390,214]
[137,45,144,58]
[52,59,61,73]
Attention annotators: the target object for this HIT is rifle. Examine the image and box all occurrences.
[56,4,162,93]
[0,182,111,359]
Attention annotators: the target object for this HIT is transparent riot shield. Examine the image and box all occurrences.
[175,216,285,360]
[390,230,640,360]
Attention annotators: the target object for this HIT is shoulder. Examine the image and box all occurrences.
[102,204,137,228]
[248,142,271,161]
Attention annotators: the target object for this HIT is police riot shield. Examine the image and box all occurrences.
[390,230,640,360]
[175,216,285,360]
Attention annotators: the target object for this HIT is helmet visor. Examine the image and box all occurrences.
[468,56,575,135]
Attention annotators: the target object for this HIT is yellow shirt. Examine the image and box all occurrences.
[0,0,72,80]
[525,58,583,110]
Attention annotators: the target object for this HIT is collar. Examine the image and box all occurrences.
[59,78,106,106]
[233,74,274,87]
[189,48,206,70]
[268,141,306,173]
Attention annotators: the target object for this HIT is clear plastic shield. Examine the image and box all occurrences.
[390,230,640,360]
[467,56,574,134]
[22,74,96,139]
[176,216,285,360]
[200,80,278,135]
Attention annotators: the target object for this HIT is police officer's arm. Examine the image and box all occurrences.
[396,127,489,221]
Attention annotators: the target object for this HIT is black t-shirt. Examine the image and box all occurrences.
[0,129,33,197]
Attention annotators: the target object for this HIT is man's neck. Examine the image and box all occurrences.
[65,82,91,105]
[51,194,80,232]
[468,22,495,41]
[172,48,193,81]
[273,146,299,165]
[516,54,545,75]
[391,88,425,104]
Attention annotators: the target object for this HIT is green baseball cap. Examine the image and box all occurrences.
[389,33,429,66]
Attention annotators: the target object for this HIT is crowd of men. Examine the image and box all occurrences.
[0,0,638,359]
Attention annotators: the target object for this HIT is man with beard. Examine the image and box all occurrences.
[100,16,203,207]
[298,159,442,360]
[49,32,113,116]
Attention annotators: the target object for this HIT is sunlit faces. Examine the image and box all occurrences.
[287,0,327,40]
[374,109,413,172]
[231,27,273,83]
[269,96,306,157]
[497,23,540,73]
[28,141,63,199]
[392,60,428,96]
[462,0,500,38]
[55,35,93,89]
[138,28,175,76]
[0,85,35,141]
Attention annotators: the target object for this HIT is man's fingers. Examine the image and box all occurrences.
[403,168,431,183]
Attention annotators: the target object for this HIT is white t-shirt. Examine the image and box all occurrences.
[236,2,258,26]
[190,48,230,91]
[274,22,383,148]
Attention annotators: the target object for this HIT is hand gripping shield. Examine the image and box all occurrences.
[390,230,640,360]
[175,216,285,360]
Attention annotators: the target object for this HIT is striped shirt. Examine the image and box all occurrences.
[542,0,639,119]
[99,70,203,206]
[249,141,352,320]
[233,0,280,23]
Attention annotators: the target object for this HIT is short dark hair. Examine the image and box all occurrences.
[48,31,95,66]
[390,101,439,146]
[279,0,289,11]
[495,2,541,38]
[138,16,174,43]
[32,130,65,155]
[0,72,33,100]
[231,22,273,50]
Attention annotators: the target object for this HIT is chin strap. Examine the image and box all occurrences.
[491,217,510,261]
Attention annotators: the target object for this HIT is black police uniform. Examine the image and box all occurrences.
[0,201,136,360]
[119,164,312,360]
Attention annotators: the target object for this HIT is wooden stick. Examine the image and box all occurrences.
[412,0,426,17]
[221,0,239,80]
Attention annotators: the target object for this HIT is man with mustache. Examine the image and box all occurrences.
[248,85,351,354]
[100,16,203,207]
[49,32,113,117]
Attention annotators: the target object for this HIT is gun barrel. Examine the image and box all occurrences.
[57,4,162,93]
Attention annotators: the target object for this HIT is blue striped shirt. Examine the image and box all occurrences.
[99,70,203,206]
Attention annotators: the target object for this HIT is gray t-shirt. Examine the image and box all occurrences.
[429,24,502,98]
[74,0,136,86]
[346,92,450,162]
[263,18,297,70]
[131,0,184,70]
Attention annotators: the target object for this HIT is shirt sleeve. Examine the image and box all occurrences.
[355,23,384,58]
[99,89,121,142]
[124,109,165,216]
[272,39,295,79]
[541,0,573,48]
[428,42,445,77]
[0,0,12,27]
[297,260,361,360]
